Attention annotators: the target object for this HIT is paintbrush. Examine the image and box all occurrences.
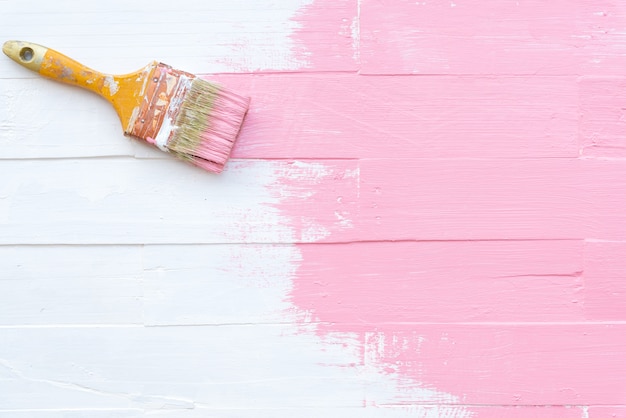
[2,40,249,173]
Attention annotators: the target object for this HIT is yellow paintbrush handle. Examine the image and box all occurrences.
[3,40,157,130]
[3,40,117,99]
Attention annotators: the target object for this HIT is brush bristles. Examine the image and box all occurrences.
[166,78,250,173]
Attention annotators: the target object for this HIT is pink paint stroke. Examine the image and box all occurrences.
[254,0,626,412]
[216,74,578,160]
[360,0,626,75]
[290,0,358,72]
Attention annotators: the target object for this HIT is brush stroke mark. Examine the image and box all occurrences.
[214,74,578,160]
[360,0,626,75]
[278,0,626,413]
[290,0,358,71]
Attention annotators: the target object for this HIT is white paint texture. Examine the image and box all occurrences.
[0,243,461,414]
[0,159,354,244]
[0,2,462,414]
[0,0,320,159]
[8,0,614,416]
[0,0,313,77]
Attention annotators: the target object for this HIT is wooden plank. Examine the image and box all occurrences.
[1,325,623,407]
[350,158,584,241]
[137,405,585,417]
[0,0,356,77]
[325,158,626,242]
[0,241,590,327]
[0,406,586,418]
[292,240,584,323]
[0,158,358,244]
[144,240,586,326]
[0,243,301,327]
[4,158,626,244]
[0,74,579,159]
[223,74,579,159]
[352,324,626,405]
[142,244,302,325]
[0,324,455,409]
[0,246,142,325]
[360,0,626,75]
[0,79,133,159]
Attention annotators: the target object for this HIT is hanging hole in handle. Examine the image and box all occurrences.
[19,47,34,62]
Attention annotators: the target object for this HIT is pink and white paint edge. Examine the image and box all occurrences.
[274,0,626,416]
[3,0,626,416]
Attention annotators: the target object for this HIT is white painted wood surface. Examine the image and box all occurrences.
[0,1,413,416]
[4,1,622,417]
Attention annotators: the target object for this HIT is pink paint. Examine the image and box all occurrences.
[216,74,578,159]
[292,240,584,323]
[252,0,626,411]
[465,407,583,418]
[289,241,626,404]
[266,159,359,241]
[290,0,357,71]
[590,407,626,418]
[355,158,584,241]
[358,324,626,405]
[360,0,626,75]
[583,242,626,320]
[236,157,626,242]
[579,77,626,157]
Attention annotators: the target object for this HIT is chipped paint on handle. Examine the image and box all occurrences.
[3,40,116,96]
[2,40,152,132]
[126,63,195,150]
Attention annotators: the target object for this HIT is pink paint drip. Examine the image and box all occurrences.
[261,0,626,411]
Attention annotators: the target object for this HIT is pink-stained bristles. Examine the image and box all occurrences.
[174,84,251,173]
[163,78,250,173]
[127,63,250,173]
